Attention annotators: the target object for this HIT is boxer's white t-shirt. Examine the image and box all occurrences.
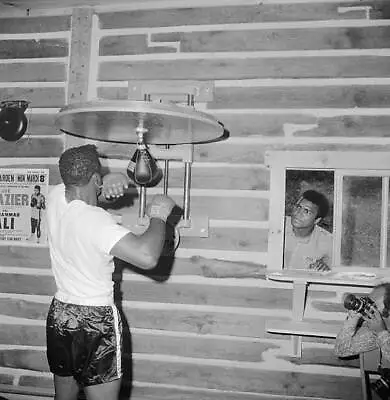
[46,184,129,306]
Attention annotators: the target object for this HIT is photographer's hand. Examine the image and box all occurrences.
[345,310,363,330]
[363,305,387,334]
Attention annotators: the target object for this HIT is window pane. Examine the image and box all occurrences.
[284,169,334,270]
[341,176,382,267]
[285,169,334,230]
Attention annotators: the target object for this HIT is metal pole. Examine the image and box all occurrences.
[163,145,169,195]
[183,162,191,222]
[139,185,146,219]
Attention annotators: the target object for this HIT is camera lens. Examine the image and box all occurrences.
[343,293,364,312]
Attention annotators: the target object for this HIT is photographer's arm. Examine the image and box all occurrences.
[376,331,390,362]
[334,311,378,357]
[364,307,390,362]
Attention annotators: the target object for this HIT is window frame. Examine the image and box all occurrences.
[265,151,390,271]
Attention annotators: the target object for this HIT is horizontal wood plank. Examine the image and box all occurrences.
[138,333,276,362]
[0,16,71,34]
[151,26,390,53]
[130,385,300,400]
[97,3,377,29]
[0,88,65,107]
[99,82,390,109]
[100,35,176,56]
[208,113,390,139]
[178,226,267,252]
[0,374,13,386]
[131,359,363,399]
[98,56,390,81]
[0,325,45,346]
[0,247,51,268]
[0,276,55,297]
[266,320,341,338]
[211,86,390,109]
[0,39,68,59]
[122,307,271,337]
[0,384,53,399]
[0,349,48,372]
[27,114,62,136]
[0,63,67,82]
[117,281,290,309]
[129,383,355,400]
[0,140,63,161]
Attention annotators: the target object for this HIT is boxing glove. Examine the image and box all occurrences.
[31,196,37,207]
[127,144,163,187]
[147,194,176,222]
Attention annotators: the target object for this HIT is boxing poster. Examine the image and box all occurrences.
[0,168,49,245]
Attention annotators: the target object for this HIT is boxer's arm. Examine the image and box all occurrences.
[110,195,175,270]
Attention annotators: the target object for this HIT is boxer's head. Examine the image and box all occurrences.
[59,144,102,190]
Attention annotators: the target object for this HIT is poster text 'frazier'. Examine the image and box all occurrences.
[0,193,29,206]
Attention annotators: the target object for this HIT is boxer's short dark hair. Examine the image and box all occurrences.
[59,144,101,186]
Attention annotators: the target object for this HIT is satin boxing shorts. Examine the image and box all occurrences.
[46,297,122,386]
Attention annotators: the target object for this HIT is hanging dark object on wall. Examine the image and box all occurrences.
[0,100,29,142]
[127,142,163,187]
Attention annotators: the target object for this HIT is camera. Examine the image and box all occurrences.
[371,366,390,400]
[343,293,375,314]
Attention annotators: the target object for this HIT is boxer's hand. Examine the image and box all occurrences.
[147,195,176,222]
[362,304,388,334]
[101,173,130,199]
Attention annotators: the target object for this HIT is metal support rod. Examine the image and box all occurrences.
[183,162,191,221]
[182,93,194,222]
[139,185,147,219]
[187,94,195,107]
[163,145,169,195]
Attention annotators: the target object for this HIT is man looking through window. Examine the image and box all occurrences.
[284,189,333,271]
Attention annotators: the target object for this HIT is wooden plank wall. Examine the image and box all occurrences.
[0,0,390,399]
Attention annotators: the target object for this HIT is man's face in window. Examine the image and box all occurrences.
[291,198,319,229]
